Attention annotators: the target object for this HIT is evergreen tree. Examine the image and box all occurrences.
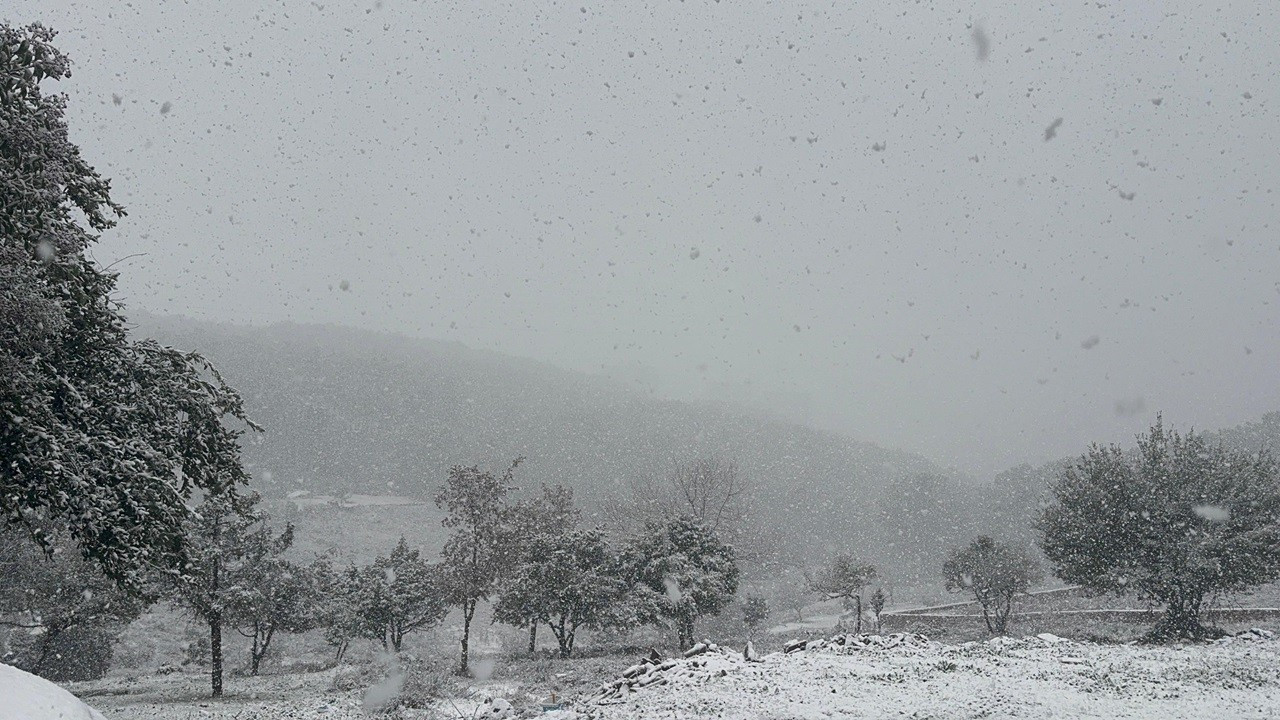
[942,536,1042,634]
[226,526,326,675]
[502,484,578,653]
[434,460,522,674]
[1039,417,1280,640]
[808,554,878,633]
[621,516,739,650]
[166,492,285,696]
[313,541,447,655]
[373,538,449,652]
[0,23,257,589]
[741,595,769,639]
[494,527,625,658]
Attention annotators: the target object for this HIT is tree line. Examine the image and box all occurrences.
[171,459,739,694]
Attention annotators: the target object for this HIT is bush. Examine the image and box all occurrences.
[9,626,115,681]
[331,654,457,714]
[393,660,452,710]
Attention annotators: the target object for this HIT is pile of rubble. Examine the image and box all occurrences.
[587,641,747,704]
[1216,627,1276,644]
[587,633,939,704]
[783,632,933,655]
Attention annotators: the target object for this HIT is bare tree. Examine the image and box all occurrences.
[670,459,750,533]
[603,458,751,536]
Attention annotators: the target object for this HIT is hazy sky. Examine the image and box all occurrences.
[14,0,1280,475]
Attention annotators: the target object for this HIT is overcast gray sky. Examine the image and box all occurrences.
[14,0,1280,476]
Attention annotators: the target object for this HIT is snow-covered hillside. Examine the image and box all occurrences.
[556,631,1280,719]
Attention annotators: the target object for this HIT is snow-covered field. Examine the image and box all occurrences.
[50,631,1280,719]
[556,631,1280,719]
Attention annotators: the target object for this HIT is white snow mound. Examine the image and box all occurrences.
[0,662,108,720]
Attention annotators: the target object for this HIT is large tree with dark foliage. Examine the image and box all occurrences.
[494,526,626,658]
[435,459,522,675]
[0,24,256,589]
[621,516,739,650]
[942,535,1042,634]
[1039,417,1280,640]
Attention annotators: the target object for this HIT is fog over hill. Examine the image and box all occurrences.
[133,313,945,549]
[132,312,1280,590]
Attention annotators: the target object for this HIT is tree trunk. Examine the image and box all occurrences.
[994,593,1013,634]
[553,620,575,659]
[250,626,260,676]
[251,626,274,675]
[459,601,473,676]
[31,626,60,676]
[1151,594,1207,641]
[210,518,223,697]
[854,595,862,634]
[677,616,695,650]
[210,614,223,698]
[528,623,537,655]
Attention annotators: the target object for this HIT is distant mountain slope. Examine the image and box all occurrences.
[129,312,948,567]
[127,313,1280,597]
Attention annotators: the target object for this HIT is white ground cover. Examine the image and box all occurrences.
[557,631,1280,719]
[0,662,108,720]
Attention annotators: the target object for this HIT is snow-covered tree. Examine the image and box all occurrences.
[494,527,625,658]
[741,595,769,638]
[313,560,365,662]
[1039,417,1280,640]
[374,538,448,653]
[165,492,285,696]
[620,516,739,650]
[435,459,522,674]
[315,540,447,655]
[501,484,578,653]
[808,554,877,633]
[0,23,257,589]
[225,528,325,675]
[942,536,1041,634]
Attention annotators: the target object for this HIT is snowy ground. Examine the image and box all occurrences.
[554,631,1280,720]
[55,631,1280,719]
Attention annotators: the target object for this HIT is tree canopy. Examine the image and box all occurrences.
[0,23,256,589]
[621,516,739,650]
[1039,417,1280,640]
[942,535,1042,634]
